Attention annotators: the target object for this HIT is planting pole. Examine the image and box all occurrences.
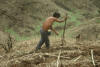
[61,15,67,45]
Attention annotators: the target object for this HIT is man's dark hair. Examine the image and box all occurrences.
[53,12,60,18]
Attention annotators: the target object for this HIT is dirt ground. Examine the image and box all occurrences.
[0,37,100,67]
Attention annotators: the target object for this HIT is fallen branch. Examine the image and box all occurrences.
[42,53,70,59]
[73,55,82,62]
[91,50,96,67]
[11,52,70,60]
[57,50,61,67]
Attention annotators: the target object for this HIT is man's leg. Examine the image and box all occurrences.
[36,37,45,50]
[45,33,50,49]
[36,29,45,50]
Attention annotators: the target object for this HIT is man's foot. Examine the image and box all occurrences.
[35,47,41,51]
[46,47,50,49]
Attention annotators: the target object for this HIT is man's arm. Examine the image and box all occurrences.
[50,26,58,35]
[55,16,67,23]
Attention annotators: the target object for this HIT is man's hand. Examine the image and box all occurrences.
[55,32,59,35]
[50,27,59,35]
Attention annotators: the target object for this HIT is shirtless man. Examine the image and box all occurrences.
[36,12,67,50]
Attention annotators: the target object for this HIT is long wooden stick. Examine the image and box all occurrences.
[62,19,67,40]
[91,50,96,67]
[61,19,67,45]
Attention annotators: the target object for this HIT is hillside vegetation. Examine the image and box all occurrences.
[0,0,100,39]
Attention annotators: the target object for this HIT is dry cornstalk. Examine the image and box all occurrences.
[91,50,96,67]
[57,50,61,67]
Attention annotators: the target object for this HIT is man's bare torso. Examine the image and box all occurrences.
[42,17,56,31]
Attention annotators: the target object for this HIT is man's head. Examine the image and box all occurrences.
[53,12,60,18]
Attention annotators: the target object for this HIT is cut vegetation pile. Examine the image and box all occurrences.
[0,38,100,67]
